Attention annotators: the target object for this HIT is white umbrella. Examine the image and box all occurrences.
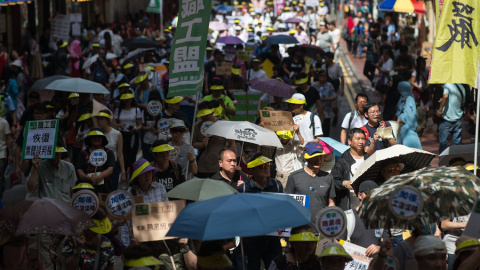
[439,144,480,166]
[205,121,283,148]
[82,53,118,69]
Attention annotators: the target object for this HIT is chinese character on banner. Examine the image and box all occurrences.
[429,0,480,88]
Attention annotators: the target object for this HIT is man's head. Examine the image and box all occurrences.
[49,144,67,167]
[218,148,237,174]
[246,153,271,178]
[354,93,368,113]
[304,142,326,169]
[319,243,353,270]
[347,128,366,150]
[357,180,378,201]
[380,161,401,181]
[210,78,224,98]
[213,49,224,62]
[276,130,294,145]
[414,235,447,270]
[151,139,173,164]
[251,58,261,70]
[32,102,48,120]
[28,91,41,106]
[327,21,336,31]
[286,93,306,114]
[319,22,327,33]
[294,72,308,87]
[363,102,381,124]
[324,52,334,64]
[197,101,215,121]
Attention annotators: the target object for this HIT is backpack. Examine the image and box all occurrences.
[308,112,318,138]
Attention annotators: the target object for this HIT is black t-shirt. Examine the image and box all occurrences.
[296,86,321,111]
[237,178,284,193]
[210,170,248,188]
[363,121,394,151]
[76,148,116,175]
[154,161,186,192]
[205,61,223,86]
[283,57,305,74]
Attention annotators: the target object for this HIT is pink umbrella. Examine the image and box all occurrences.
[216,36,244,45]
[209,21,229,31]
[248,78,297,98]
[285,17,304,23]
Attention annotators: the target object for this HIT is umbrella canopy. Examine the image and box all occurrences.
[205,120,283,148]
[45,78,110,94]
[248,78,296,98]
[216,36,244,45]
[318,137,349,158]
[209,21,229,31]
[351,145,435,192]
[165,178,238,201]
[438,144,479,166]
[31,75,70,90]
[214,5,235,13]
[121,48,156,65]
[0,197,95,236]
[300,44,325,59]
[121,36,158,49]
[379,0,425,14]
[359,166,480,229]
[167,193,310,240]
[285,18,304,23]
[82,53,118,69]
[264,35,299,45]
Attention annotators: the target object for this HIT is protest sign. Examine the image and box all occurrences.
[463,198,479,238]
[147,100,163,116]
[260,110,294,132]
[71,190,99,217]
[168,0,212,97]
[237,51,251,61]
[50,14,70,43]
[99,193,143,221]
[339,240,372,270]
[215,62,233,76]
[388,186,423,219]
[170,146,180,161]
[132,200,186,242]
[22,119,59,160]
[106,190,135,219]
[266,193,310,237]
[200,121,214,137]
[157,118,172,135]
[317,206,346,238]
[89,149,107,167]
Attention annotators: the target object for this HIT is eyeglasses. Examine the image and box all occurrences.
[170,128,185,133]
[387,167,401,173]
[369,110,381,115]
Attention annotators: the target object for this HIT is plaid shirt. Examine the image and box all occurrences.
[128,182,168,203]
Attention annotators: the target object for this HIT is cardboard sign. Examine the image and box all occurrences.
[339,240,372,270]
[237,51,251,61]
[99,193,144,221]
[260,110,294,132]
[463,198,479,238]
[157,118,172,135]
[132,200,186,242]
[147,100,163,116]
[170,146,180,161]
[89,149,107,167]
[106,190,135,219]
[317,206,346,238]
[71,190,99,217]
[388,186,423,219]
[215,62,233,76]
[200,121,214,137]
[21,119,59,160]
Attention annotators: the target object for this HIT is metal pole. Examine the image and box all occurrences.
[474,88,479,175]
[186,92,200,177]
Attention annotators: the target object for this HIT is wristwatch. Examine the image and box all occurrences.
[180,246,190,254]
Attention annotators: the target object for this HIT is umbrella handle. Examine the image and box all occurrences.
[124,217,133,238]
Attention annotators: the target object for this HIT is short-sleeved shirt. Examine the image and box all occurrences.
[316,32,333,52]
[114,107,142,129]
[168,141,195,178]
[442,83,465,122]
[193,120,227,174]
[0,117,11,159]
[31,160,77,203]
[285,169,335,232]
[295,111,323,143]
[296,86,321,111]
[237,178,284,193]
[341,110,368,131]
[283,57,305,74]
[363,121,394,151]
[62,235,114,270]
[76,148,116,179]
[202,94,236,119]
[128,182,169,202]
[211,170,248,188]
[153,161,185,192]
[312,81,336,119]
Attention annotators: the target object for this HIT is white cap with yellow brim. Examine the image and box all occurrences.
[286,93,306,104]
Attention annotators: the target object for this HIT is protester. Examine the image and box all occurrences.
[168,119,197,179]
[362,102,397,155]
[211,148,247,188]
[149,139,185,193]
[273,130,302,188]
[340,93,368,144]
[286,93,323,145]
[318,242,353,270]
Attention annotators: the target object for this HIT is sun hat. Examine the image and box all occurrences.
[90,217,112,234]
[123,63,134,69]
[165,96,184,104]
[94,111,112,119]
[318,243,353,261]
[170,119,187,129]
[130,159,159,182]
[358,180,378,194]
[134,73,148,83]
[84,128,108,147]
[197,108,215,117]
[276,130,294,140]
[118,83,130,88]
[289,232,318,242]
[55,147,68,153]
[151,144,174,153]
[414,235,447,257]
[120,93,135,100]
[247,156,272,168]
[10,59,23,69]
[72,183,95,190]
[78,113,93,122]
[286,93,306,104]
[68,93,80,99]
[304,142,326,159]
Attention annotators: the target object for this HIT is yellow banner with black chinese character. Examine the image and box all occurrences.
[429,0,480,87]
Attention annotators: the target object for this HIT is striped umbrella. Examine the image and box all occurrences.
[379,0,425,14]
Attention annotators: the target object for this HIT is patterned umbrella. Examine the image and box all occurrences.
[379,0,425,14]
[0,197,95,236]
[248,78,296,98]
[359,166,480,230]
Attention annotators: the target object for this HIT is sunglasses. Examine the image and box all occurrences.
[387,167,401,173]
[170,128,185,133]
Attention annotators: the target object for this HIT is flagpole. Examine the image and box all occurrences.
[186,92,200,178]
[474,89,479,176]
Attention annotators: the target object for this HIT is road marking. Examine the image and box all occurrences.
[338,59,355,111]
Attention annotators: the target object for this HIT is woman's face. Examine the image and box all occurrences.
[91,136,103,148]
[96,117,109,128]
[137,170,153,188]
[388,77,394,87]
[123,98,133,106]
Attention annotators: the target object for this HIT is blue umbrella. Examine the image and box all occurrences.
[319,137,349,158]
[167,193,310,240]
[214,4,234,13]
[264,35,299,45]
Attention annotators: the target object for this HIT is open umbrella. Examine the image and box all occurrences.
[285,18,304,23]
[216,36,244,45]
[300,44,325,59]
[438,144,479,166]
[82,52,118,69]
[214,4,235,13]
[379,0,425,14]
[121,36,158,49]
[359,166,480,229]
[45,78,110,94]
[121,48,156,65]
[351,144,435,192]
[248,78,296,98]
[205,120,283,148]
[30,75,70,90]
[209,21,229,31]
[0,197,95,236]
[318,137,349,158]
[167,193,310,240]
[264,35,299,45]
[165,178,238,201]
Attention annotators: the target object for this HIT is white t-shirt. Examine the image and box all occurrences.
[321,63,344,80]
[380,58,393,84]
[247,69,268,93]
[0,117,11,159]
[349,156,365,180]
[104,128,120,161]
[329,29,341,45]
[294,111,323,144]
[341,110,368,131]
[114,107,142,129]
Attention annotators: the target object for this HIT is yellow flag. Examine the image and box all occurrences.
[429,0,480,87]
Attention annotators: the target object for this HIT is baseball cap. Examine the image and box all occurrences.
[286,93,306,104]
[414,235,447,257]
[304,142,326,159]
[170,119,187,129]
[358,180,378,194]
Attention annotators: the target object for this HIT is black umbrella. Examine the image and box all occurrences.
[31,75,70,90]
[121,36,158,49]
[263,35,299,45]
[300,44,325,59]
[121,48,156,65]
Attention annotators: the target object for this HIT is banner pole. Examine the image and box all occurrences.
[474,88,479,175]
[186,92,200,178]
